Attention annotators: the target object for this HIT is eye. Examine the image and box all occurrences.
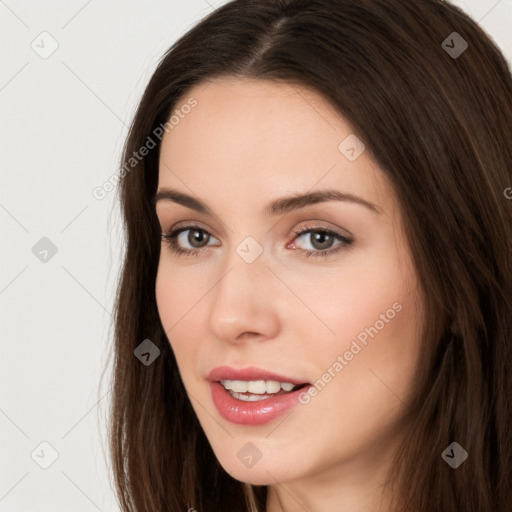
[161,225,220,257]
[289,223,353,258]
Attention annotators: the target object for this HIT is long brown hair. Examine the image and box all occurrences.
[105,1,512,510]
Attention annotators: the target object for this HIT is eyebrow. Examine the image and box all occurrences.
[154,187,380,216]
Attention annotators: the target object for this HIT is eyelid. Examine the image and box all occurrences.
[168,219,215,233]
[288,222,352,253]
[292,220,353,238]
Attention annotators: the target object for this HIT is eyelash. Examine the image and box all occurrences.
[161,223,353,259]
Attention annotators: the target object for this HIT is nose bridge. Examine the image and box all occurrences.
[207,242,280,342]
[218,233,271,295]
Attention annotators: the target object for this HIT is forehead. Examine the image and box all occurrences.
[157,77,390,214]
[161,77,347,151]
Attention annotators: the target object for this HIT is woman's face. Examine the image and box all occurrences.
[155,77,423,496]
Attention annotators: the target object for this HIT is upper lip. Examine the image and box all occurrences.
[208,365,309,385]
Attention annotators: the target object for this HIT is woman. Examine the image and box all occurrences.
[107,0,512,510]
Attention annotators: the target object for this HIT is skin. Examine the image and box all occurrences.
[155,77,424,512]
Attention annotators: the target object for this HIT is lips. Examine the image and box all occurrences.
[207,366,311,426]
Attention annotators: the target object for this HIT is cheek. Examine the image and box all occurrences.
[284,264,422,468]
[155,253,207,328]
[292,238,422,406]
[155,260,203,371]
[291,239,419,350]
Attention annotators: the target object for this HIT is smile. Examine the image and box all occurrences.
[208,366,311,425]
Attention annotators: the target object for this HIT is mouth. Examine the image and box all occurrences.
[207,366,311,425]
[219,379,308,401]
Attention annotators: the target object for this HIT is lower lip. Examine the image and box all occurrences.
[210,382,310,426]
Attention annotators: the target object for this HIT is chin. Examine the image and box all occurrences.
[214,448,304,486]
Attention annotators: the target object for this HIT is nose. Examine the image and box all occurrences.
[207,249,281,345]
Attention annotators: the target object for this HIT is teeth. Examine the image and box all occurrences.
[224,380,247,393]
[264,380,281,393]
[220,379,297,394]
[247,380,266,393]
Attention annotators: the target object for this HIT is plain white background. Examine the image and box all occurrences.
[1,1,511,510]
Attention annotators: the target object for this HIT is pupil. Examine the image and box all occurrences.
[313,231,332,250]
[190,229,208,247]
